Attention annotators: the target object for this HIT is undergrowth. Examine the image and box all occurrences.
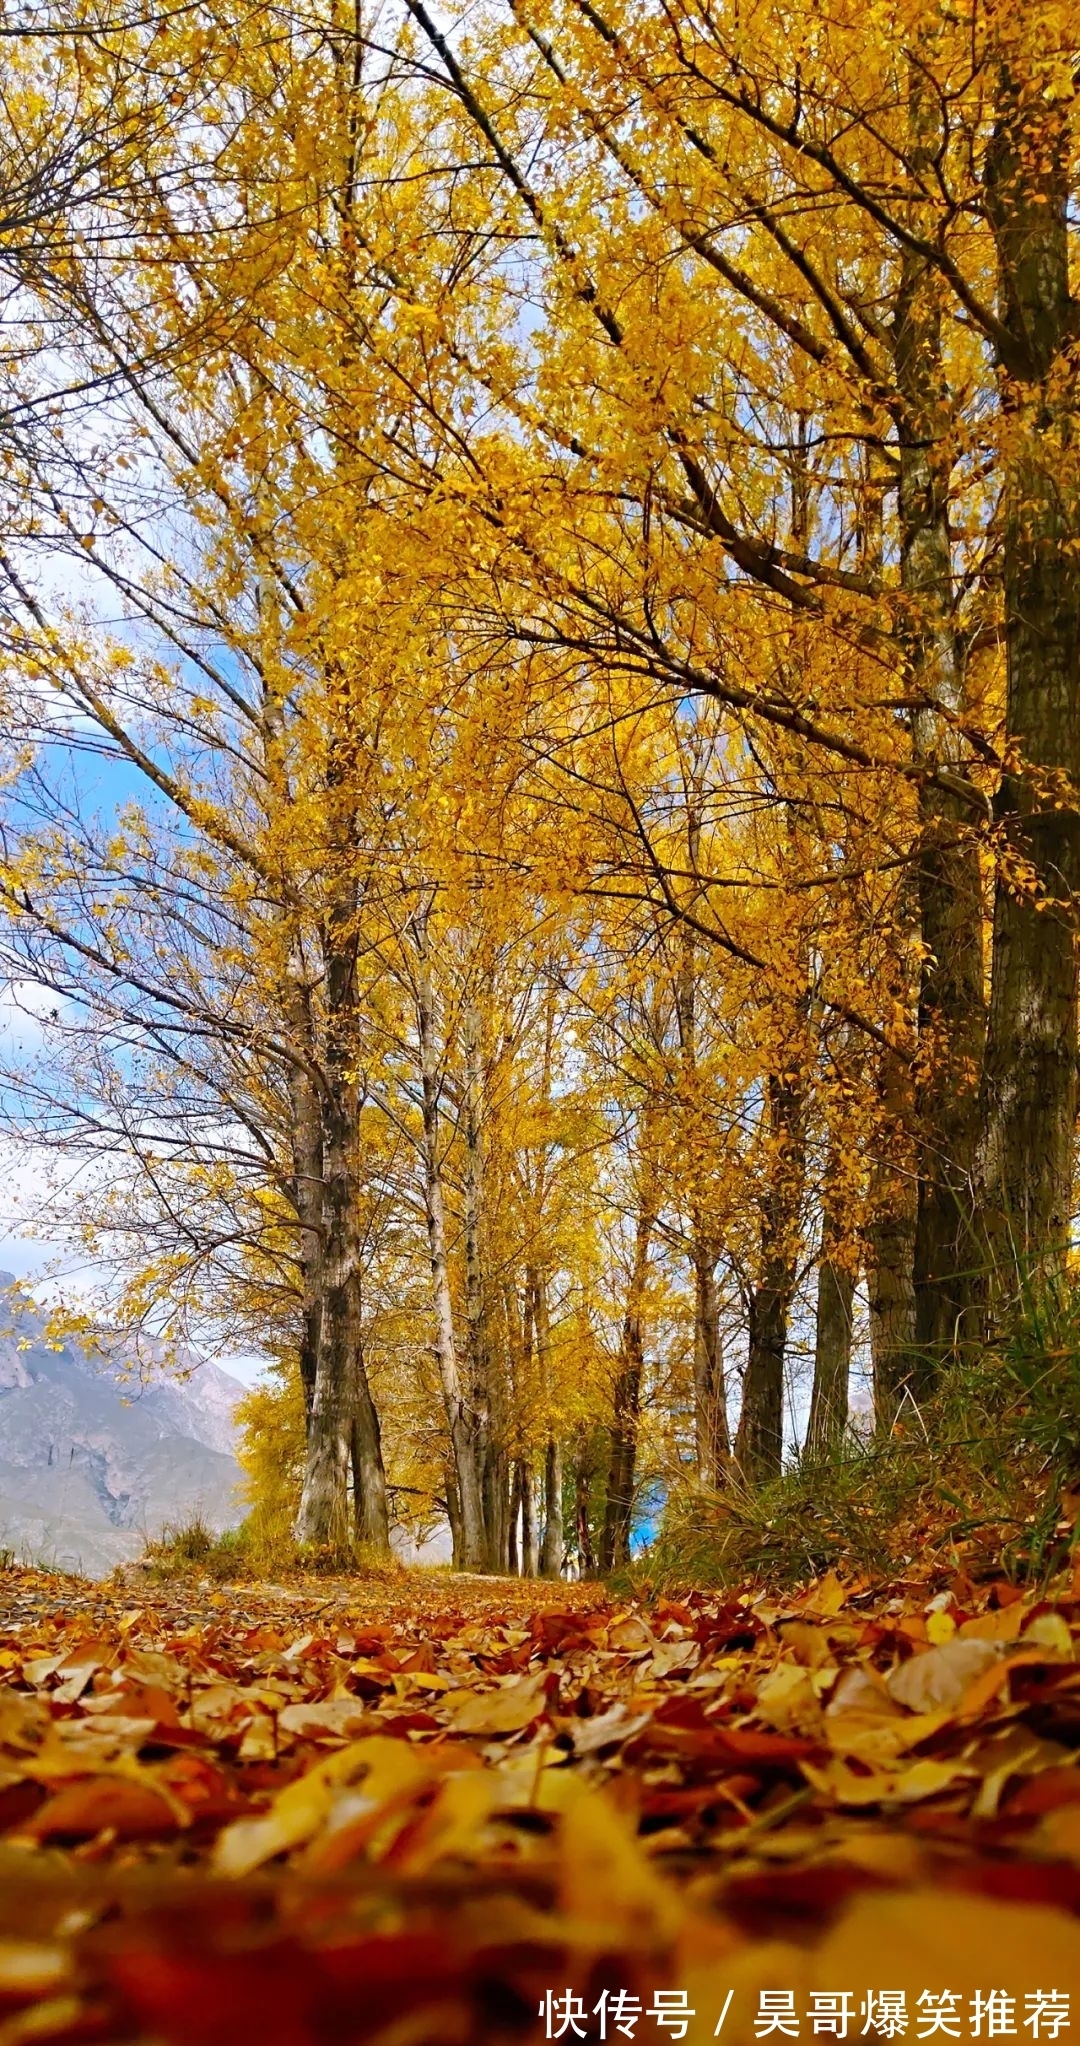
[140,1513,402,1583]
[638,1277,1080,1594]
[141,1516,249,1582]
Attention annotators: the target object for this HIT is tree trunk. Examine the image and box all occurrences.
[806,1237,854,1459]
[462,999,509,1568]
[521,1459,538,1577]
[691,1232,729,1485]
[978,69,1080,1297]
[506,1276,538,1576]
[600,1201,653,1571]
[893,63,987,1366]
[540,1433,564,1578]
[574,1449,596,1577]
[282,972,325,1428]
[294,941,388,1554]
[415,924,485,1569]
[351,1389,388,1549]
[673,840,731,1489]
[445,1467,461,1564]
[535,1270,564,1577]
[507,1461,522,1575]
[260,630,328,1435]
[735,1061,806,1484]
[867,1165,918,1433]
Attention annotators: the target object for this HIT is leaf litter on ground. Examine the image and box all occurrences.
[0,1560,1080,2042]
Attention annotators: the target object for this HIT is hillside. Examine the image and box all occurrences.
[0,1279,243,1574]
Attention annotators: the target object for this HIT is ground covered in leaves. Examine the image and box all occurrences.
[2,1561,1080,2045]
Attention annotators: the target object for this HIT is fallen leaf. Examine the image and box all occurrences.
[887,1637,1000,1713]
[20,1775,181,1841]
[440,1675,546,1735]
[803,1755,973,1805]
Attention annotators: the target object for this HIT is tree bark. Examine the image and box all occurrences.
[893,59,986,1366]
[536,1272,564,1577]
[540,1433,564,1578]
[351,1387,388,1549]
[507,1461,522,1574]
[415,921,486,1569]
[521,1458,538,1577]
[867,1158,919,1433]
[462,999,508,1568]
[282,968,325,1427]
[507,1276,538,1576]
[978,66,1080,1295]
[258,611,327,1437]
[574,1441,596,1576]
[673,820,731,1487]
[735,1061,806,1484]
[599,1200,653,1571]
[294,906,388,1553]
[691,1233,729,1485]
[806,1234,854,1459]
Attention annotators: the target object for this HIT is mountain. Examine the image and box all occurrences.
[0,1278,244,1577]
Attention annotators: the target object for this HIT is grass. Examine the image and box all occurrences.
[636,1277,1080,1595]
[141,1515,249,1581]
[139,1512,404,1583]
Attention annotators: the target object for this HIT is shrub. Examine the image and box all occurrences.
[142,1513,243,1580]
[640,1279,1080,1594]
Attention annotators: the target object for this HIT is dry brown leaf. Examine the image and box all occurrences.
[439,1674,546,1734]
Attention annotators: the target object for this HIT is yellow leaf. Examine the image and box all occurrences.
[799,1570,849,1618]
[802,1755,973,1806]
[755,1662,822,1734]
[213,1737,428,1877]
[440,1675,546,1735]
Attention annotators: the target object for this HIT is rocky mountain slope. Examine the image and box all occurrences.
[0,1279,243,1575]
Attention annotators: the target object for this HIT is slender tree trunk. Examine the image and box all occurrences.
[259,623,328,1437]
[351,1380,387,1548]
[893,58,986,1369]
[600,1201,653,1571]
[535,1271,564,1577]
[521,1459,538,1577]
[415,924,485,1569]
[806,1231,854,1459]
[462,1000,509,1568]
[541,1433,564,1578]
[867,1153,919,1432]
[691,1232,729,1485]
[735,1061,806,1484]
[574,1438,597,1576]
[445,1467,461,1563]
[506,1276,538,1576]
[978,70,1080,1296]
[294,921,388,1553]
[283,971,325,1427]
[292,667,390,1554]
[673,835,730,1488]
[507,1462,522,1575]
